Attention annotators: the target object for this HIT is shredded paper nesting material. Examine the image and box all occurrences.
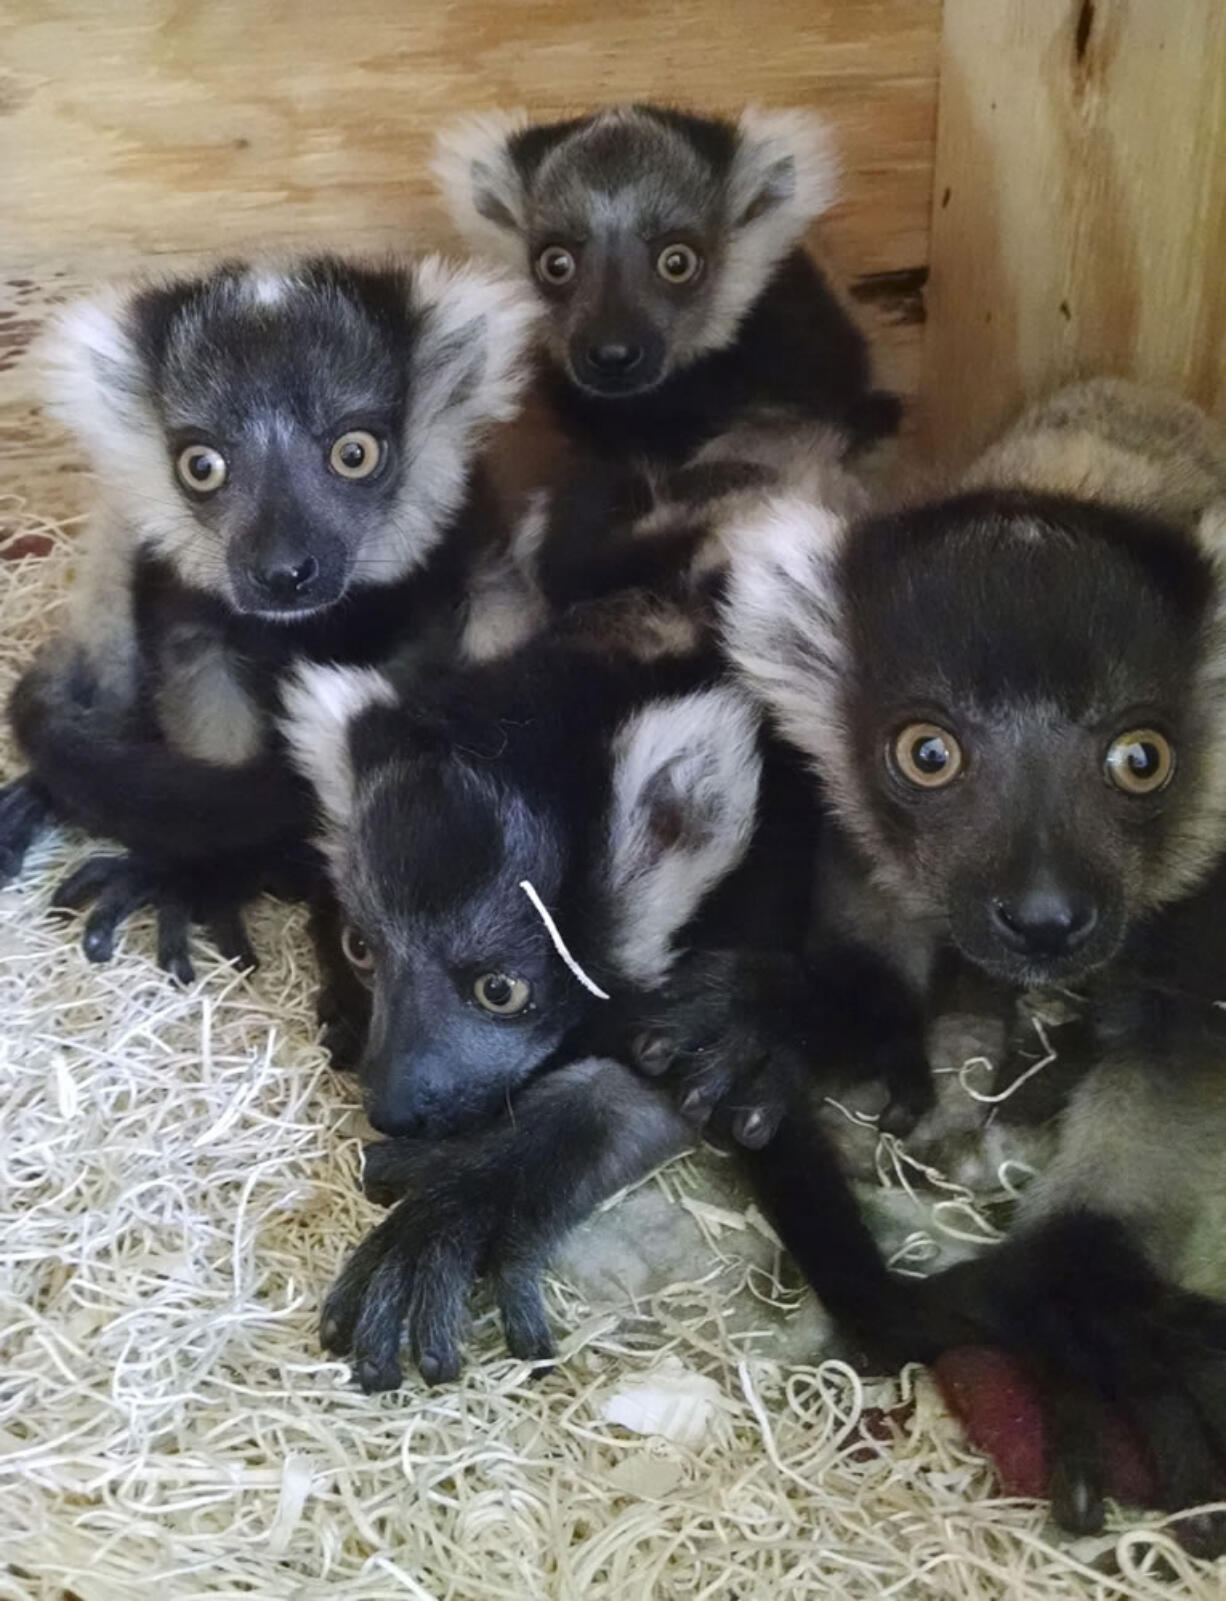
[0,498,1220,1600]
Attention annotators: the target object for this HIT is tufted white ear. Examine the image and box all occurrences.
[432,111,532,265]
[39,288,160,468]
[279,663,398,828]
[604,685,762,986]
[702,107,840,350]
[353,255,539,587]
[720,493,850,778]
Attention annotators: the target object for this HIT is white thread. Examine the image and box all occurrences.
[519,879,611,1000]
[957,1016,1057,1104]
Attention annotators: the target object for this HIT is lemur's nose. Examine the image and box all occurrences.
[587,341,643,374]
[991,890,1098,957]
[255,555,319,603]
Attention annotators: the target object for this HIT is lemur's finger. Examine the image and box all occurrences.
[349,1238,418,1394]
[81,875,155,962]
[206,909,258,972]
[156,900,195,986]
[408,1239,474,1385]
[51,854,132,913]
[320,1218,405,1358]
[495,1259,555,1367]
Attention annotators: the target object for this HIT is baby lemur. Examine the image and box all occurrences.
[0,256,536,977]
[435,103,900,620]
[716,378,1226,1551]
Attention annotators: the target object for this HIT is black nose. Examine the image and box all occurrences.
[254,554,319,604]
[587,341,643,374]
[990,890,1098,957]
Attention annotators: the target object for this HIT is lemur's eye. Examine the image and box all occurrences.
[892,722,965,789]
[473,972,532,1016]
[176,444,227,494]
[329,430,384,481]
[341,925,376,973]
[536,246,576,286]
[1106,729,1174,794]
[656,244,701,284]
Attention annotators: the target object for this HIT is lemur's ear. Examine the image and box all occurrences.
[407,255,539,432]
[40,288,158,465]
[730,107,840,230]
[433,111,533,262]
[603,685,762,986]
[280,664,398,829]
[720,494,851,778]
[702,107,840,349]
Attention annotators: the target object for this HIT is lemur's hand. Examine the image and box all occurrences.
[629,944,933,1146]
[628,948,806,1148]
[321,1058,692,1391]
[49,852,260,983]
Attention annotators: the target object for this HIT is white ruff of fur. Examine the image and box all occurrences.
[605,686,762,987]
[279,662,397,835]
[432,111,532,265]
[702,107,841,355]
[1156,498,1226,903]
[355,256,538,586]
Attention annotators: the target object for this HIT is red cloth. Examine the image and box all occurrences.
[932,1347,1154,1505]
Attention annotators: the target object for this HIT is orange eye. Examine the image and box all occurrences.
[892,722,965,789]
[1105,729,1174,794]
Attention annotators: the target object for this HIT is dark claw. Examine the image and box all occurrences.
[631,1030,676,1077]
[356,1355,403,1395]
[206,910,258,972]
[731,1105,777,1149]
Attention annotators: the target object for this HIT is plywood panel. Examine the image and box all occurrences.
[921,0,1226,467]
[0,0,941,518]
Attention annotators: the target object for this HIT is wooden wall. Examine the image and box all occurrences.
[0,0,941,520]
[921,0,1226,465]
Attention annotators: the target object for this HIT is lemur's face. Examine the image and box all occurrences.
[441,106,831,401]
[334,756,591,1137]
[839,502,1217,987]
[521,131,729,398]
[140,270,415,619]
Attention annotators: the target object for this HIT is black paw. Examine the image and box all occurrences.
[0,776,53,884]
[925,1215,1226,1553]
[321,1159,554,1391]
[629,949,801,1149]
[50,853,258,982]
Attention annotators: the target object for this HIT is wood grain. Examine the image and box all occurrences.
[921,0,1226,467]
[0,0,941,520]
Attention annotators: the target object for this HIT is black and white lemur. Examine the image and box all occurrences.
[0,257,537,977]
[433,103,900,622]
[710,377,1226,1553]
